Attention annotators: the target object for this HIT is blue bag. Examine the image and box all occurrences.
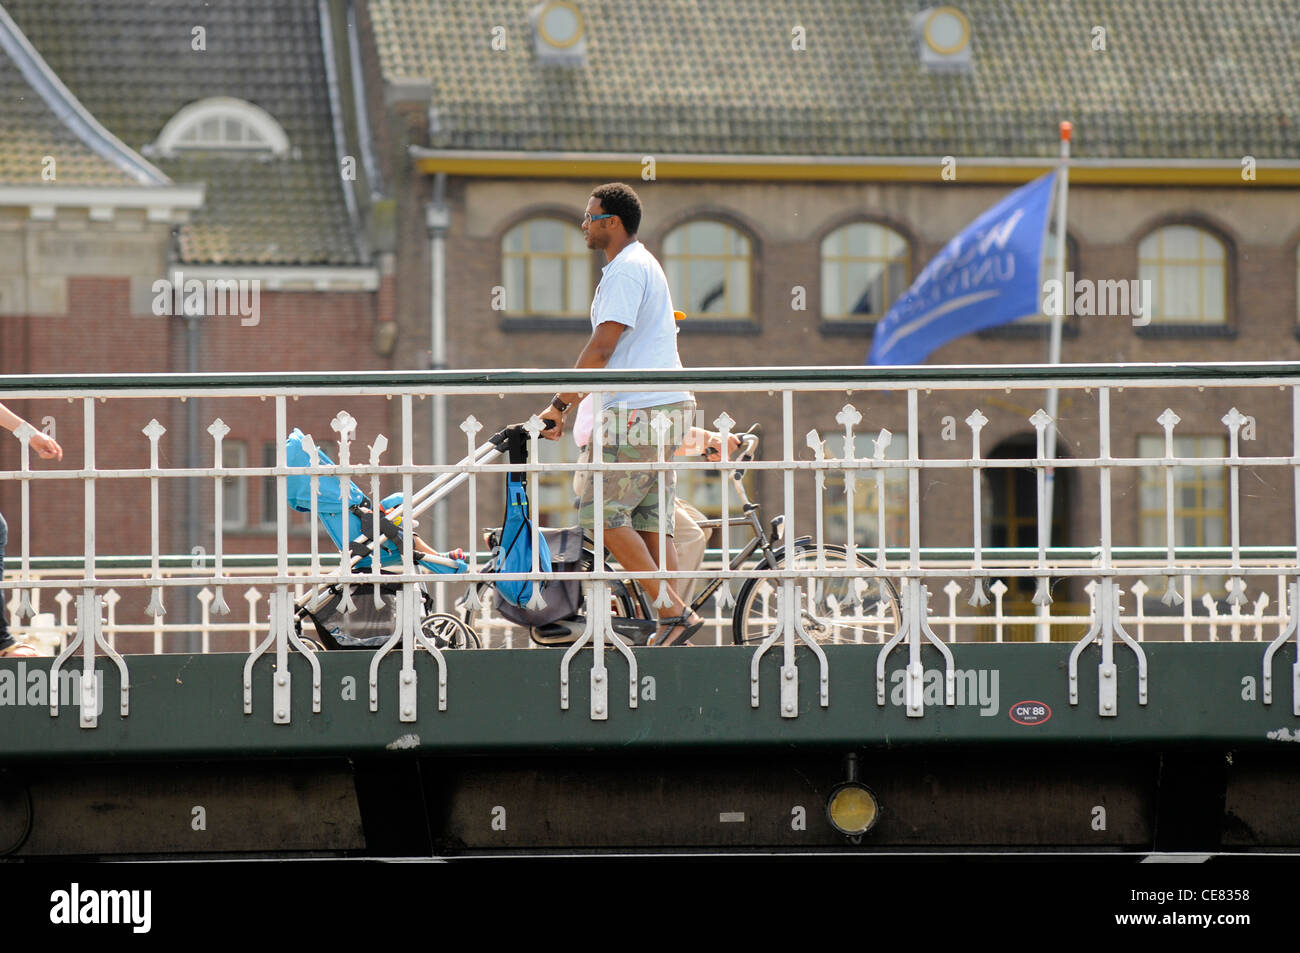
[494,430,552,607]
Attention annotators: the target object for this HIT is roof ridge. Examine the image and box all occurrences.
[0,1,171,186]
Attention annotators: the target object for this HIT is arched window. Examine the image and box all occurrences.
[820,222,910,320]
[501,217,591,316]
[154,98,289,156]
[1138,434,1227,597]
[663,220,752,318]
[1137,225,1227,324]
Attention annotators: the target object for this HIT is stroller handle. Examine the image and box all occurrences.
[387,418,558,529]
[487,417,557,450]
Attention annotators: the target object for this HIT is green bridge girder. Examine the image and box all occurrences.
[2,642,1296,759]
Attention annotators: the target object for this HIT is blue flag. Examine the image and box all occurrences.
[868,171,1057,365]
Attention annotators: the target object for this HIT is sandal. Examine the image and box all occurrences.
[0,641,39,658]
[652,613,704,648]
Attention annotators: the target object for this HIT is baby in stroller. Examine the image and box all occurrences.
[283,428,478,650]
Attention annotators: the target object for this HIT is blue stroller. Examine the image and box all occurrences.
[284,428,478,650]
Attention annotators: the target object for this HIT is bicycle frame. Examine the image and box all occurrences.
[682,460,783,617]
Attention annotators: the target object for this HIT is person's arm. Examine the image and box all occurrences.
[539,321,627,439]
[676,426,741,460]
[0,402,62,460]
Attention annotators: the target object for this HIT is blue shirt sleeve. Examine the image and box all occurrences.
[591,266,645,329]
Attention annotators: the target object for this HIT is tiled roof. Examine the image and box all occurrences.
[370,0,1299,159]
[2,0,364,266]
[0,10,147,186]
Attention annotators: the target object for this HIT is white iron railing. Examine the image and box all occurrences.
[2,364,1299,725]
[7,554,1291,651]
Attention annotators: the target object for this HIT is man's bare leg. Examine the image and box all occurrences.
[603,527,700,640]
[637,529,702,643]
[636,529,678,574]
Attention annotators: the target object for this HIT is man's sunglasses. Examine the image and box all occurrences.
[582,212,614,224]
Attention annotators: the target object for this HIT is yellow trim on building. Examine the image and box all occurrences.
[413,154,1300,186]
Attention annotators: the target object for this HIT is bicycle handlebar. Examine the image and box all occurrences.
[702,424,760,466]
[736,427,760,460]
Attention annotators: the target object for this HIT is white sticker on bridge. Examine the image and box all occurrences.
[719,812,746,823]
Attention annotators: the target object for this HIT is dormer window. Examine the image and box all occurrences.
[530,1,587,66]
[914,6,973,74]
[151,97,289,157]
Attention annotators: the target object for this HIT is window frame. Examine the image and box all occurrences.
[819,221,912,323]
[257,439,324,535]
[1294,237,1300,328]
[500,215,594,320]
[220,440,248,531]
[1137,433,1229,597]
[661,218,755,321]
[1137,223,1229,327]
[531,437,583,528]
[153,97,290,157]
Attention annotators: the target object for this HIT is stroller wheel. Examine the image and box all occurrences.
[420,613,481,650]
[291,618,329,652]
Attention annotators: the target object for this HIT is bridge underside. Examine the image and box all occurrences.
[3,749,1298,858]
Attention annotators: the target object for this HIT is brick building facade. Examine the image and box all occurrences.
[5,0,1300,634]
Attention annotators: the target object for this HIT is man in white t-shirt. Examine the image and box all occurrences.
[538,183,702,646]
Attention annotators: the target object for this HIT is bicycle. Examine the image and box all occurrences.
[462,424,902,647]
[619,426,902,646]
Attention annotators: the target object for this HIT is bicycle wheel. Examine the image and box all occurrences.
[731,542,901,645]
[421,612,481,649]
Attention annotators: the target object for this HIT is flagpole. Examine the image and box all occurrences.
[1038,120,1071,642]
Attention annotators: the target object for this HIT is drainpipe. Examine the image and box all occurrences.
[345,0,385,200]
[183,278,201,652]
[319,0,368,264]
[426,174,449,561]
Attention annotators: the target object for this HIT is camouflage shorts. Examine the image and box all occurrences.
[577,400,695,534]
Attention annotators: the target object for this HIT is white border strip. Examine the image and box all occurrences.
[0,184,205,214]
[175,265,380,291]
